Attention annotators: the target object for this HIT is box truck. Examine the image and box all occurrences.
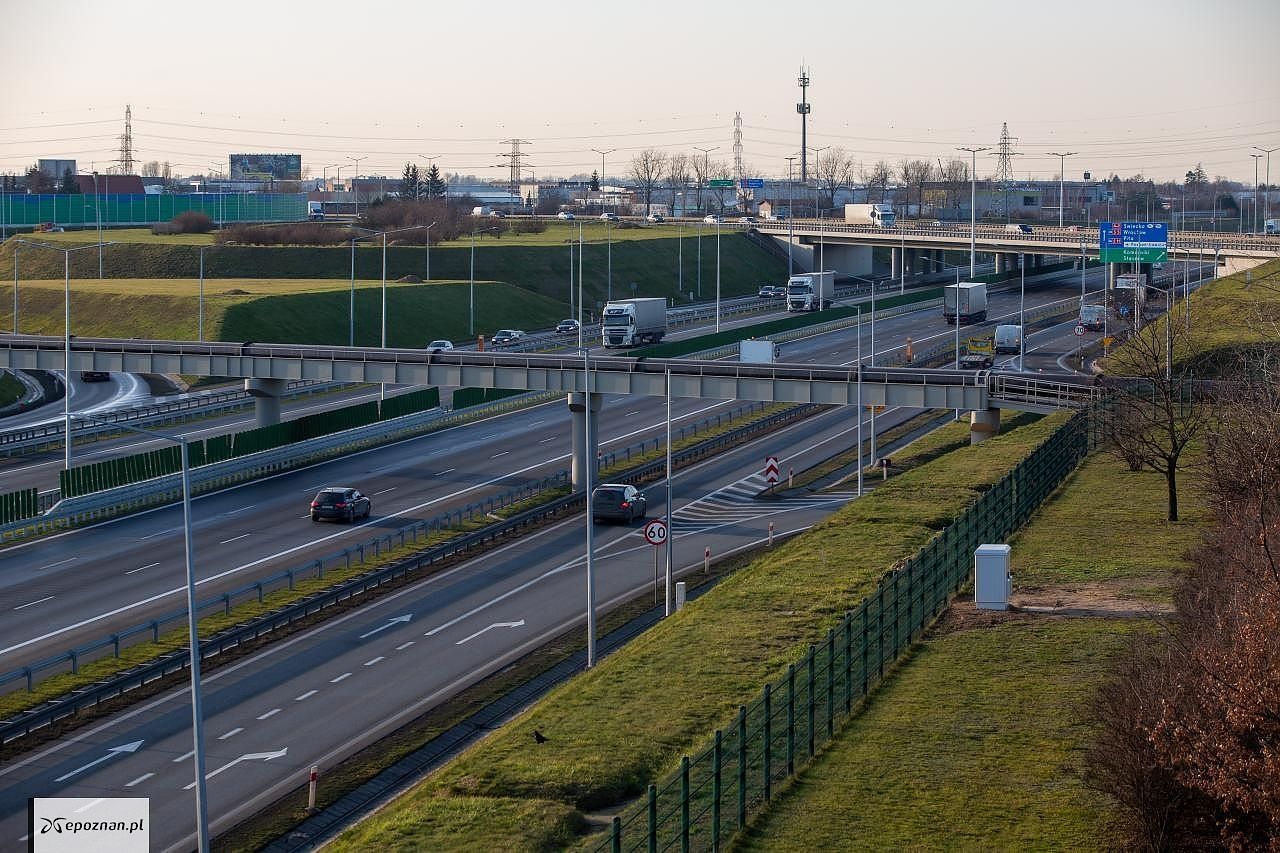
[943,282,988,325]
[843,203,896,228]
[601,297,667,348]
[739,339,780,363]
[785,271,835,312]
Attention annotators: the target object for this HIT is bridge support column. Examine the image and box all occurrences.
[245,378,288,427]
[890,247,901,280]
[993,253,1003,275]
[970,407,1001,444]
[931,250,942,273]
[568,392,602,493]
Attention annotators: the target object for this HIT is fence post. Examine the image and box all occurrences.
[861,604,870,696]
[611,816,621,853]
[763,683,772,801]
[826,628,835,738]
[786,663,796,775]
[712,729,722,850]
[680,755,691,853]
[737,705,747,829]
[806,645,816,757]
[647,784,657,853]
[877,585,886,680]
[892,572,900,659]
[843,612,853,713]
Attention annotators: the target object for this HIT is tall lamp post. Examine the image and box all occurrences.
[577,346,598,667]
[91,172,104,278]
[591,148,615,215]
[1046,151,1077,227]
[1253,146,1277,226]
[785,155,798,277]
[75,413,209,851]
[348,156,367,218]
[955,146,990,277]
[1250,153,1263,233]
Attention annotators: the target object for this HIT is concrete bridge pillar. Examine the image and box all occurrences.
[931,250,942,273]
[890,247,901,280]
[568,392,602,492]
[245,378,288,427]
[970,407,1001,444]
[993,253,1003,275]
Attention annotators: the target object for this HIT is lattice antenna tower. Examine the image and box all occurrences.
[994,121,1019,218]
[498,139,532,201]
[119,104,134,174]
[796,66,811,183]
[733,112,745,206]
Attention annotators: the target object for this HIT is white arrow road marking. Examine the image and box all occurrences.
[183,747,287,790]
[357,613,413,639]
[54,740,145,782]
[455,619,526,646]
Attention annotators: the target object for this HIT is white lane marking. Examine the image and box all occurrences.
[220,504,258,517]
[538,436,556,443]
[433,468,455,476]
[173,750,195,763]
[455,619,526,645]
[295,690,317,701]
[219,533,251,545]
[14,595,54,610]
[39,557,77,570]
[363,656,384,667]
[125,772,154,787]
[490,451,509,458]
[139,529,174,540]
[218,727,244,740]
[625,410,640,416]
[395,641,414,651]
[257,708,281,720]
[371,487,396,496]
[330,672,352,683]
[125,562,159,575]
[0,399,730,661]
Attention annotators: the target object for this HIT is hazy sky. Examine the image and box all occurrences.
[3,0,1278,184]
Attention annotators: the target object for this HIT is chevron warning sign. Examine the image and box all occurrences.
[764,456,780,484]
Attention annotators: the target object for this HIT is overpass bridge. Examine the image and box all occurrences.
[0,335,1098,488]
[752,220,1280,279]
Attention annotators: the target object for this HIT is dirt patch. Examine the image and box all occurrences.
[224,288,251,295]
[934,581,1174,636]
[396,274,422,283]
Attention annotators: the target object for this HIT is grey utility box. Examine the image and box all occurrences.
[974,544,1012,610]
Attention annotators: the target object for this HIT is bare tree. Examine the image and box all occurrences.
[689,153,708,213]
[709,160,733,213]
[141,161,161,177]
[629,149,667,215]
[863,160,893,203]
[813,147,855,212]
[939,157,969,214]
[897,159,933,218]
[665,153,689,216]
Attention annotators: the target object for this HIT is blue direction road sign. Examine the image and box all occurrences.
[742,178,764,189]
[1098,221,1168,263]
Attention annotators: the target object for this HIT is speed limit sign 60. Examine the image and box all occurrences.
[643,519,668,546]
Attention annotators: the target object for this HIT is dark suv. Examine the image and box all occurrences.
[591,483,647,524]
[310,487,371,523]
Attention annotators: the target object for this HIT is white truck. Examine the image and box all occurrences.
[843,203,896,228]
[601,297,667,348]
[1113,273,1149,315]
[943,282,988,325]
[785,271,835,312]
[739,339,780,364]
[471,205,493,217]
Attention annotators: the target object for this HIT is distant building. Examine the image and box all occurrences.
[38,159,76,179]
[73,174,145,195]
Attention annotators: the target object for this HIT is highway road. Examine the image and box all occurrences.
[0,262,1161,849]
[0,371,151,430]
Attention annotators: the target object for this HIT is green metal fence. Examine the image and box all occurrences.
[58,388,440,498]
[450,387,523,410]
[0,487,39,524]
[1,193,307,228]
[595,411,1094,852]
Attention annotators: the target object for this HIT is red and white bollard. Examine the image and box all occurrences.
[704,546,711,575]
[307,765,319,812]
[768,521,775,546]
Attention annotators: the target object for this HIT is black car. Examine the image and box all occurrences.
[556,319,580,335]
[591,483,647,524]
[310,487,371,523]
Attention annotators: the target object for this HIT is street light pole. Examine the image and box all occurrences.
[855,307,863,498]
[92,172,103,278]
[664,368,673,616]
[785,156,797,277]
[582,347,597,667]
[715,219,721,332]
[348,156,367,218]
[1018,253,1026,371]
[1046,151,1077,227]
[1250,153,1263,233]
[591,148,615,215]
[1254,146,1277,225]
[349,238,357,346]
[956,146,989,277]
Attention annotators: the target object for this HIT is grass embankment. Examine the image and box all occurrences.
[0,278,567,347]
[329,413,1068,851]
[734,451,1206,850]
[1178,257,1279,362]
[0,226,784,313]
[0,371,23,407]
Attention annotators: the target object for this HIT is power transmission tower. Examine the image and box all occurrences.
[119,104,134,174]
[993,121,1019,221]
[498,139,532,204]
[733,112,745,209]
[796,67,811,183]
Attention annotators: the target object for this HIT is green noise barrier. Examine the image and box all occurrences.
[0,488,39,524]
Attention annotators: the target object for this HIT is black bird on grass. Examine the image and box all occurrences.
[532,729,549,744]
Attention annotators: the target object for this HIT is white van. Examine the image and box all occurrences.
[471,206,493,216]
[1004,223,1033,234]
[994,324,1023,354]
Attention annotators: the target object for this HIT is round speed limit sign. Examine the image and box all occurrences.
[642,519,668,546]
[1074,324,1086,336]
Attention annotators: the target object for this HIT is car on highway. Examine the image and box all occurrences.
[425,340,454,353]
[928,219,942,227]
[740,215,759,225]
[491,329,526,346]
[555,319,580,335]
[591,483,647,524]
[600,212,620,222]
[310,487,371,523]
[1005,223,1033,234]
[489,210,507,218]
[645,213,665,223]
[758,284,784,298]
[79,370,111,382]
[557,211,576,220]
[703,214,725,224]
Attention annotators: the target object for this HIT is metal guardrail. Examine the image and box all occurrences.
[0,400,816,743]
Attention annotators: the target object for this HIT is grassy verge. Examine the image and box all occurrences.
[0,371,23,408]
[328,413,1070,851]
[731,451,1206,849]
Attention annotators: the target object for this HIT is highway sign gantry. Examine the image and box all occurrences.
[1099,221,1168,264]
[643,519,668,546]
[764,455,780,485]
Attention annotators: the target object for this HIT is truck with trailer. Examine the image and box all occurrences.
[601,297,667,348]
[843,203,896,228]
[943,282,988,325]
[785,271,835,312]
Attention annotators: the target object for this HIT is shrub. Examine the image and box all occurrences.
[510,218,546,234]
[214,223,352,246]
[172,211,214,233]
